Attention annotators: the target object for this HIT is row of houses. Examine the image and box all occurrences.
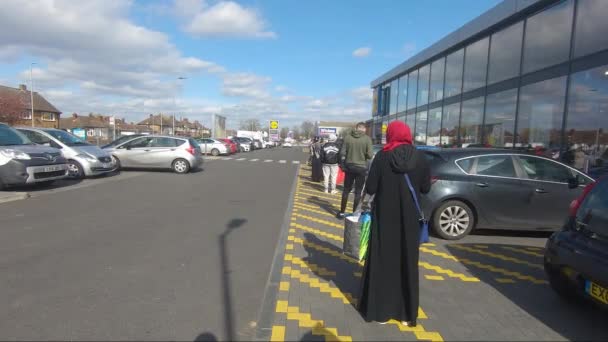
[0,84,210,144]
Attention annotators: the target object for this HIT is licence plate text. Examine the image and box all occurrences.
[43,166,63,172]
[586,280,608,305]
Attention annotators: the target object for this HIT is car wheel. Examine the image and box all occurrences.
[545,263,576,300]
[172,158,191,174]
[432,200,475,240]
[111,155,121,171]
[67,160,85,179]
[211,148,220,156]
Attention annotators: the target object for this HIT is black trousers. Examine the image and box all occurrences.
[340,166,367,213]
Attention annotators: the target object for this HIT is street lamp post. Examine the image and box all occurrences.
[174,77,187,136]
[30,62,36,127]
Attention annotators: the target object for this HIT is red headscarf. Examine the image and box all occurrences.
[383,121,412,151]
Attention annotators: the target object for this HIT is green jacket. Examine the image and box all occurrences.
[339,130,373,168]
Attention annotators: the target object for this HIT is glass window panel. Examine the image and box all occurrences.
[463,38,489,92]
[430,58,445,102]
[523,0,574,74]
[397,75,408,113]
[474,155,517,178]
[518,156,573,182]
[427,107,443,146]
[565,64,608,171]
[441,102,461,147]
[445,49,464,98]
[574,0,608,58]
[517,76,567,150]
[460,97,485,146]
[389,79,399,115]
[484,88,517,147]
[489,22,523,84]
[417,65,430,106]
[415,110,428,145]
[407,70,418,110]
[405,112,416,130]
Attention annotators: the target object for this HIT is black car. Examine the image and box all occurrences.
[420,148,594,240]
[544,176,608,308]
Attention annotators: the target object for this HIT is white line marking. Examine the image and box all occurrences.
[292,161,300,164]
[264,159,273,162]
[236,158,246,161]
[250,159,259,162]
[279,160,286,164]
[223,157,233,160]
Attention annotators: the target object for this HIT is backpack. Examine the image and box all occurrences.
[322,143,340,164]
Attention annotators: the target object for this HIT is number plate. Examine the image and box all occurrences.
[585,280,608,305]
[43,165,63,172]
[102,163,110,169]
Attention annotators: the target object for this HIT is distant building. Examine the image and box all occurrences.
[0,84,61,128]
[59,113,109,142]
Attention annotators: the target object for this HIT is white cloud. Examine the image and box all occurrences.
[221,72,272,99]
[184,1,276,39]
[352,47,372,58]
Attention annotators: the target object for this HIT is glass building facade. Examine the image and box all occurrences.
[370,0,608,172]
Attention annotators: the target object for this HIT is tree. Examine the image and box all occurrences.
[0,91,26,125]
[280,127,289,139]
[292,127,301,140]
[239,118,261,131]
[300,121,315,139]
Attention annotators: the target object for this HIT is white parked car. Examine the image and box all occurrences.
[196,138,230,156]
[283,142,293,148]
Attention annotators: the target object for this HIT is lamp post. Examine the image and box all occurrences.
[174,77,187,136]
[30,62,36,127]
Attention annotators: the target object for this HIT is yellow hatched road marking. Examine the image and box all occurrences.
[501,246,544,258]
[294,194,339,205]
[281,266,356,305]
[420,247,547,284]
[292,237,358,264]
[292,213,343,229]
[284,253,336,277]
[293,205,335,218]
[291,222,343,242]
[495,278,516,284]
[274,301,352,341]
[450,245,543,269]
[419,261,480,282]
[296,187,346,200]
[270,325,285,342]
[425,275,445,281]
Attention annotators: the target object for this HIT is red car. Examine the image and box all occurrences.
[219,138,238,154]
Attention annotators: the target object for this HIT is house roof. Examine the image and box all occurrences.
[59,114,107,129]
[0,85,61,114]
[138,114,175,126]
[318,121,359,128]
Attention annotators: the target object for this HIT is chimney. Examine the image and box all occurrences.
[19,84,27,91]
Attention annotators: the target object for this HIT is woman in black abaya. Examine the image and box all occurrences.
[310,137,323,182]
[358,121,431,327]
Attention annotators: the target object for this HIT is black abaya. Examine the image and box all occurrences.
[311,142,323,182]
[357,144,431,323]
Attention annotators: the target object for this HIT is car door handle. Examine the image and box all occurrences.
[144,149,151,152]
[475,182,489,188]
[535,188,548,194]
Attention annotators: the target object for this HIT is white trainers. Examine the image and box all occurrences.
[331,190,339,195]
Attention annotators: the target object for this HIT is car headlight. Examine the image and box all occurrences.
[0,149,31,160]
[76,153,98,162]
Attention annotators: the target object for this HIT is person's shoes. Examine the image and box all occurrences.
[324,190,329,194]
[331,190,339,195]
[401,321,416,327]
[336,212,345,219]
[378,321,390,325]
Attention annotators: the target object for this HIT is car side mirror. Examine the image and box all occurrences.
[42,142,51,147]
[125,146,132,150]
[568,176,579,189]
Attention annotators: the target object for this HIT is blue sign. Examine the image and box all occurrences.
[318,127,337,135]
[72,128,86,139]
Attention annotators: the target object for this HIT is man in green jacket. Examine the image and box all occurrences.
[337,122,373,218]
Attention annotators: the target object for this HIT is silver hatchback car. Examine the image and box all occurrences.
[104,135,203,173]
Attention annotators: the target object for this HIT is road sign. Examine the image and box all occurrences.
[382,124,388,134]
[269,120,279,130]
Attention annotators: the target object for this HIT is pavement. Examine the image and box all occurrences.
[1,147,607,341]
[257,164,608,342]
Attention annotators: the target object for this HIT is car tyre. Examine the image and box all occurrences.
[211,148,220,156]
[172,158,191,174]
[67,160,85,179]
[112,155,121,171]
[432,200,475,240]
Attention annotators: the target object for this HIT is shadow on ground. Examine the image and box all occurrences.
[444,242,608,341]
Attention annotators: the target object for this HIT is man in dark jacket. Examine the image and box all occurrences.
[337,122,373,218]
[321,134,340,194]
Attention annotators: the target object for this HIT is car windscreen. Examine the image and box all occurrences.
[0,125,32,146]
[45,129,90,146]
[104,135,140,148]
[578,179,608,237]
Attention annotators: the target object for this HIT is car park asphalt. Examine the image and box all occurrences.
[1,146,607,341]
[0,147,305,341]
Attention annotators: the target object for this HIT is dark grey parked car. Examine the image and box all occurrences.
[420,148,595,240]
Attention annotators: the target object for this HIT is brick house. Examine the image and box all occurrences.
[0,84,61,128]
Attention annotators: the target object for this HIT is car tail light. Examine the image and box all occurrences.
[430,176,439,185]
[569,181,597,217]
[186,145,196,156]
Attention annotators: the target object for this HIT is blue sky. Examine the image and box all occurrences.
[0,0,500,129]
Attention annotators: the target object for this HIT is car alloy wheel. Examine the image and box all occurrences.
[432,200,474,240]
[111,155,121,171]
[68,160,84,179]
[172,158,190,174]
[211,148,220,156]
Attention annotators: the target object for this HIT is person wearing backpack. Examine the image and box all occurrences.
[321,134,340,194]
